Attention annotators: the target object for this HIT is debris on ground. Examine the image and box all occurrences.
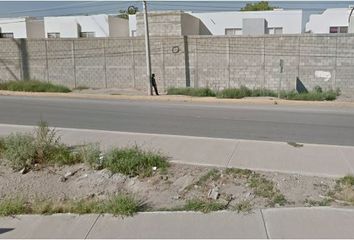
[0,162,344,211]
[208,187,220,200]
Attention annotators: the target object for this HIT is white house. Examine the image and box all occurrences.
[44,14,128,38]
[306,7,353,33]
[190,9,304,35]
[0,17,44,38]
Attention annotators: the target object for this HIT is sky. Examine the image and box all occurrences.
[0,1,353,22]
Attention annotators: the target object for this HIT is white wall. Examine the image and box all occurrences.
[129,14,137,36]
[190,10,303,35]
[306,8,352,33]
[0,17,27,38]
[44,14,110,38]
[350,15,354,33]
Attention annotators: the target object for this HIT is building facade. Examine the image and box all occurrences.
[306,8,353,33]
[44,14,128,38]
[0,17,44,38]
[131,11,211,37]
[190,9,303,35]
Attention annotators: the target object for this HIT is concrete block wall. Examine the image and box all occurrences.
[0,34,354,95]
[136,12,182,37]
[0,39,22,81]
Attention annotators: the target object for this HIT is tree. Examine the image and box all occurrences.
[240,1,276,11]
[118,6,139,19]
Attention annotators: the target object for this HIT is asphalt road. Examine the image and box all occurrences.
[1,95,354,146]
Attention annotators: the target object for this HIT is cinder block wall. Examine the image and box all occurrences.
[0,34,354,95]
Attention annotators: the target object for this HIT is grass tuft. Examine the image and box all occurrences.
[0,80,71,93]
[196,169,221,185]
[280,89,338,101]
[167,87,216,97]
[0,198,28,216]
[103,195,145,216]
[0,195,143,217]
[247,173,287,206]
[166,86,339,101]
[183,199,226,213]
[77,143,102,169]
[304,198,332,207]
[73,85,89,91]
[103,146,169,177]
[234,200,253,213]
[224,168,253,178]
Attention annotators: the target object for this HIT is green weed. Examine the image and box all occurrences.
[0,80,71,93]
[103,146,168,177]
[183,199,226,213]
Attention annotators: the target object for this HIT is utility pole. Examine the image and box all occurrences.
[143,0,152,95]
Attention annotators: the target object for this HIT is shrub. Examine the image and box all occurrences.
[250,88,277,97]
[337,175,354,187]
[167,87,216,97]
[280,90,338,101]
[0,80,71,93]
[73,85,89,91]
[34,121,61,164]
[0,137,5,156]
[217,86,252,99]
[313,85,323,93]
[2,122,82,170]
[103,146,168,177]
[78,143,102,169]
[3,133,36,170]
[48,144,80,165]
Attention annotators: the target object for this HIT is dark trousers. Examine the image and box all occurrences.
[152,84,159,95]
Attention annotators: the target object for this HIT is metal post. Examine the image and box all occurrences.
[45,40,49,82]
[103,40,107,88]
[71,40,76,88]
[278,59,284,99]
[143,0,152,95]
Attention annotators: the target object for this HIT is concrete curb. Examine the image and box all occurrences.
[1,90,354,108]
[1,207,354,239]
[1,124,353,178]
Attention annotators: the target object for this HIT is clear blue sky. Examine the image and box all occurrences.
[0,1,353,20]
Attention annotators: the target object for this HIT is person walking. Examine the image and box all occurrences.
[151,73,159,95]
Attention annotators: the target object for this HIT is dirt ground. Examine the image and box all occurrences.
[1,160,349,211]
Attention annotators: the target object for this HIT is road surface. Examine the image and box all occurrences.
[0,95,354,146]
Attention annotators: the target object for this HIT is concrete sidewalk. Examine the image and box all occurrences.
[1,208,354,239]
[0,124,353,178]
[1,89,354,108]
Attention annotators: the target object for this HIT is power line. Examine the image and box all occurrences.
[0,1,138,18]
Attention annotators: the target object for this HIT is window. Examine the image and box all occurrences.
[225,28,242,35]
[340,26,348,33]
[329,26,348,34]
[274,27,283,34]
[268,27,283,34]
[80,32,95,38]
[1,32,14,38]
[47,32,60,38]
[131,30,136,37]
